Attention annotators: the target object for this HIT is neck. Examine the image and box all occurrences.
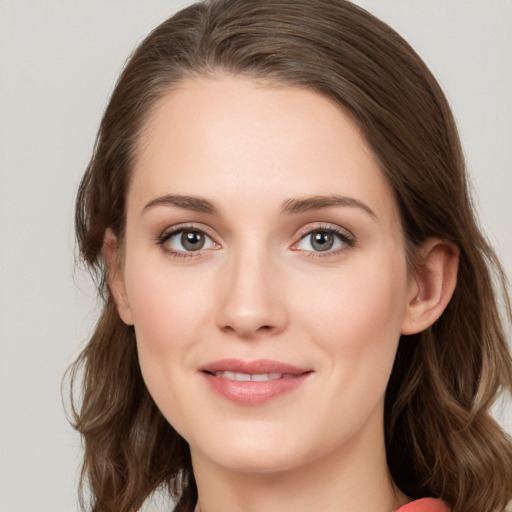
[191,419,409,512]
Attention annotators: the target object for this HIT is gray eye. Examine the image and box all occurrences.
[181,230,205,251]
[164,229,217,253]
[310,230,335,251]
[295,229,348,253]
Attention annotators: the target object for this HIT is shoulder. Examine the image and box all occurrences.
[397,498,512,512]
[395,498,449,512]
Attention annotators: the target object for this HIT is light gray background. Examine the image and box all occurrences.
[1,1,511,511]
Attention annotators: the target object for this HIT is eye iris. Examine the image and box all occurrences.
[311,231,334,251]
[181,231,204,251]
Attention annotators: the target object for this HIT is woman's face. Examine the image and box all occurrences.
[114,76,418,474]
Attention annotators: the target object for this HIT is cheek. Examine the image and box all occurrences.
[123,255,215,399]
[124,262,219,437]
[302,256,407,330]
[296,251,409,390]
[285,255,409,449]
[126,260,210,348]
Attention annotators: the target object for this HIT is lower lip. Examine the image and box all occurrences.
[201,372,310,406]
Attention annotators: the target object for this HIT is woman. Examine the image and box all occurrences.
[69,1,512,511]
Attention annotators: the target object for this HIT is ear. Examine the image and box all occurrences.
[103,228,134,326]
[401,238,459,335]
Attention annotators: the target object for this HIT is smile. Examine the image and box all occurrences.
[209,371,296,381]
[199,359,312,406]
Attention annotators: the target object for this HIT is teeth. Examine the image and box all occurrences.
[213,371,287,381]
[251,373,270,381]
[252,372,281,381]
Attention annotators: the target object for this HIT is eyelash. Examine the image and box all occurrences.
[156,224,218,259]
[292,224,356,258]
[156,223,355,259]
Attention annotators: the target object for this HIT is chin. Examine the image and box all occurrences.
[189,427,306,474]
[213,451,303,475]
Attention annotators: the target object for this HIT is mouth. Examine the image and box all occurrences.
[205,371,298,381]
[199,359,312,406]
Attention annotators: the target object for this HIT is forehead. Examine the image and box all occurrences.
[129,75,398,225]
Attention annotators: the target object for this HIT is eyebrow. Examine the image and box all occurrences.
[142,195,218,215]
[142,193,376,218]
[281,195,377,218]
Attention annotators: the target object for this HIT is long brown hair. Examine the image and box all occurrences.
[68,1,512,511]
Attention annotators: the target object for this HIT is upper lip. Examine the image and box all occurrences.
[199,358,310,375]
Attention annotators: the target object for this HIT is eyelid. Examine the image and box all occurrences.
[294,222,354,240]
[155,222,354,258]
[290,223,356,254]
[156,223,221,256]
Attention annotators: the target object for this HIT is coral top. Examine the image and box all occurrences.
[396,498,450,511]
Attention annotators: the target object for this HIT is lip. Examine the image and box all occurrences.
[199,359,312,406]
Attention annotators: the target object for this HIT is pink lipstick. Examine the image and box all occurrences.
[199,359,312,406]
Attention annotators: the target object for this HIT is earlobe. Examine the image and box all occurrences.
[103,228,134,326]
[401,238,459,335]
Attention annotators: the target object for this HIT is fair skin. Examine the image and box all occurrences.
[105,76,458,512]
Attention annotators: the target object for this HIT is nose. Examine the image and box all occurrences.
[215,246,288,339]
